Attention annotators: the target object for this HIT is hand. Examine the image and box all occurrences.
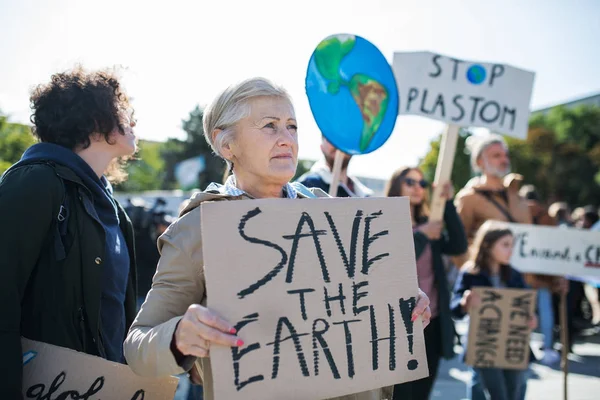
[174,304,242,358]
[528,314,538,330]
[440,181,455,200]
[413,288,432,329]
[553,277,569,295]
[417,221,443,240]
[460,289,481,314]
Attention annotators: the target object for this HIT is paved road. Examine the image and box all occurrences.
[432,325,600,400]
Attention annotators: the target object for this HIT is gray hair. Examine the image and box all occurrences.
[203,77,292,171]
[465,134,508,173]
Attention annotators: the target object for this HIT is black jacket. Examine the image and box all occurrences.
[413,200,468,360]
[0,161,137,398]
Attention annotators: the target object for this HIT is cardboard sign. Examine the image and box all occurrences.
[201,197,428,400]
[21,338,178,399]
[393,51,535,139]
[466,288,536,370]
[490,222,600,280]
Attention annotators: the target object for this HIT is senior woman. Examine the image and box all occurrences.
[124,77,431,400]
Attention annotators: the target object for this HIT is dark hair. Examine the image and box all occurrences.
[385,166,429,224]
[29,65,133,182]
[583,205,599,227]
[464,221,513,282]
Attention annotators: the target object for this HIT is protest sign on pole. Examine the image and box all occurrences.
[489,222,600,280]
[465,288,537,370]
[201,197,428,400]
[306,34,399,196]
[392,51,535,220]
[21,338,178,399]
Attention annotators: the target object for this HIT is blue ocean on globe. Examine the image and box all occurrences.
[306,34,399,155]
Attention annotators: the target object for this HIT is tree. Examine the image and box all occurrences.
[0,113,36,175]
[116,140,166,192]
[161,106,226,190]
[419,105,600,207]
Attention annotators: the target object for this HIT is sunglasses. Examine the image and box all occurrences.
[404,178,429,188]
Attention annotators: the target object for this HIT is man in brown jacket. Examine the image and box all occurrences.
[453,134,531,267]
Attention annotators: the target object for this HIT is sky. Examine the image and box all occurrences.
[1,0,599,180]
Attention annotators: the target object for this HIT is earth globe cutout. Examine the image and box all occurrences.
[306,34,399,155]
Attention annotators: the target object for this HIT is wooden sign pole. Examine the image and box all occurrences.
[429,124,460,221]
[560,292,569,400]
[329,150,345,197]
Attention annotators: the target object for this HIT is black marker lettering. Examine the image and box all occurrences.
[452,95,465,122]
[450,58,464,81]
[288,288,316,321]
[325,210,362,279]
[489,64,505,87]
[266,317,310,379]
[312,319,340,379]
[407,88,419,112]
[431,94,446,118]
[361,211,390,275]
[420,89,431,115]
[283,212,330,284]
[469,96,484,123]
[480,101,501,124]
[352,280,369,316]
[232,313,264,391]
[237,208,288,298]
[332,319,361,378]
[323,283,346,317]
[501,106,516,130]
[429,54,442,78]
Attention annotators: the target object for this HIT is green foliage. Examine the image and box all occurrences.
[117,140,166,192]
[161,106,226,190]
[420,128,474,194]
[419,105,600,207]
[0,114,36,175]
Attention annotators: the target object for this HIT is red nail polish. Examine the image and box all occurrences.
[236,339,244,347]
[230,328,237,334]
[411,314,417,322]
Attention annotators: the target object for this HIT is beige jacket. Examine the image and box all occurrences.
[124,189,394,400]
[452,173,532,267]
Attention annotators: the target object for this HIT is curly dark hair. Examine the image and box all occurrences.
[29,66,133,182]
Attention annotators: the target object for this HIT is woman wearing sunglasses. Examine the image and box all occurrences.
[385,167,468,400]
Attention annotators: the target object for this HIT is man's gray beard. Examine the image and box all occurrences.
[484,160,511,178]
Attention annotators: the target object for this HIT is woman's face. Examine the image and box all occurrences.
[401,169,427,206]
[490,234,514,265]
[109,111,137,157]
[227,96,298,186]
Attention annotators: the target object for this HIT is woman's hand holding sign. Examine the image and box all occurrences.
[174,304,243,358]
[415,289,432,328]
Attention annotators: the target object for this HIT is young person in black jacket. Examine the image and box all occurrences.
[0,66,138,398]
[386,166,468,400]
[451,222,538,400]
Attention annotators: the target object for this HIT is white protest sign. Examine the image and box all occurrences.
[201,197,428,400]
[490,222,600,279]
[21,338,178,399]
[393,51,535,139]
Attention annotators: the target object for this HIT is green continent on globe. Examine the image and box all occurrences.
[314,35,356,94]
[313,35,389,151]
[348,74,389,152]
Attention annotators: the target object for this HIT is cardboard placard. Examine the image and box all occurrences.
[201,197,428,400]
[492,222,600,280]
[466,288,536,370]
[393,51,535,139]
[21,338,178,399]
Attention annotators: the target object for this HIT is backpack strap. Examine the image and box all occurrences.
[475,189,517,223]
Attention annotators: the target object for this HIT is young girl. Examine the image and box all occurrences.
[386,167,468,400]
[451,221,537,400]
